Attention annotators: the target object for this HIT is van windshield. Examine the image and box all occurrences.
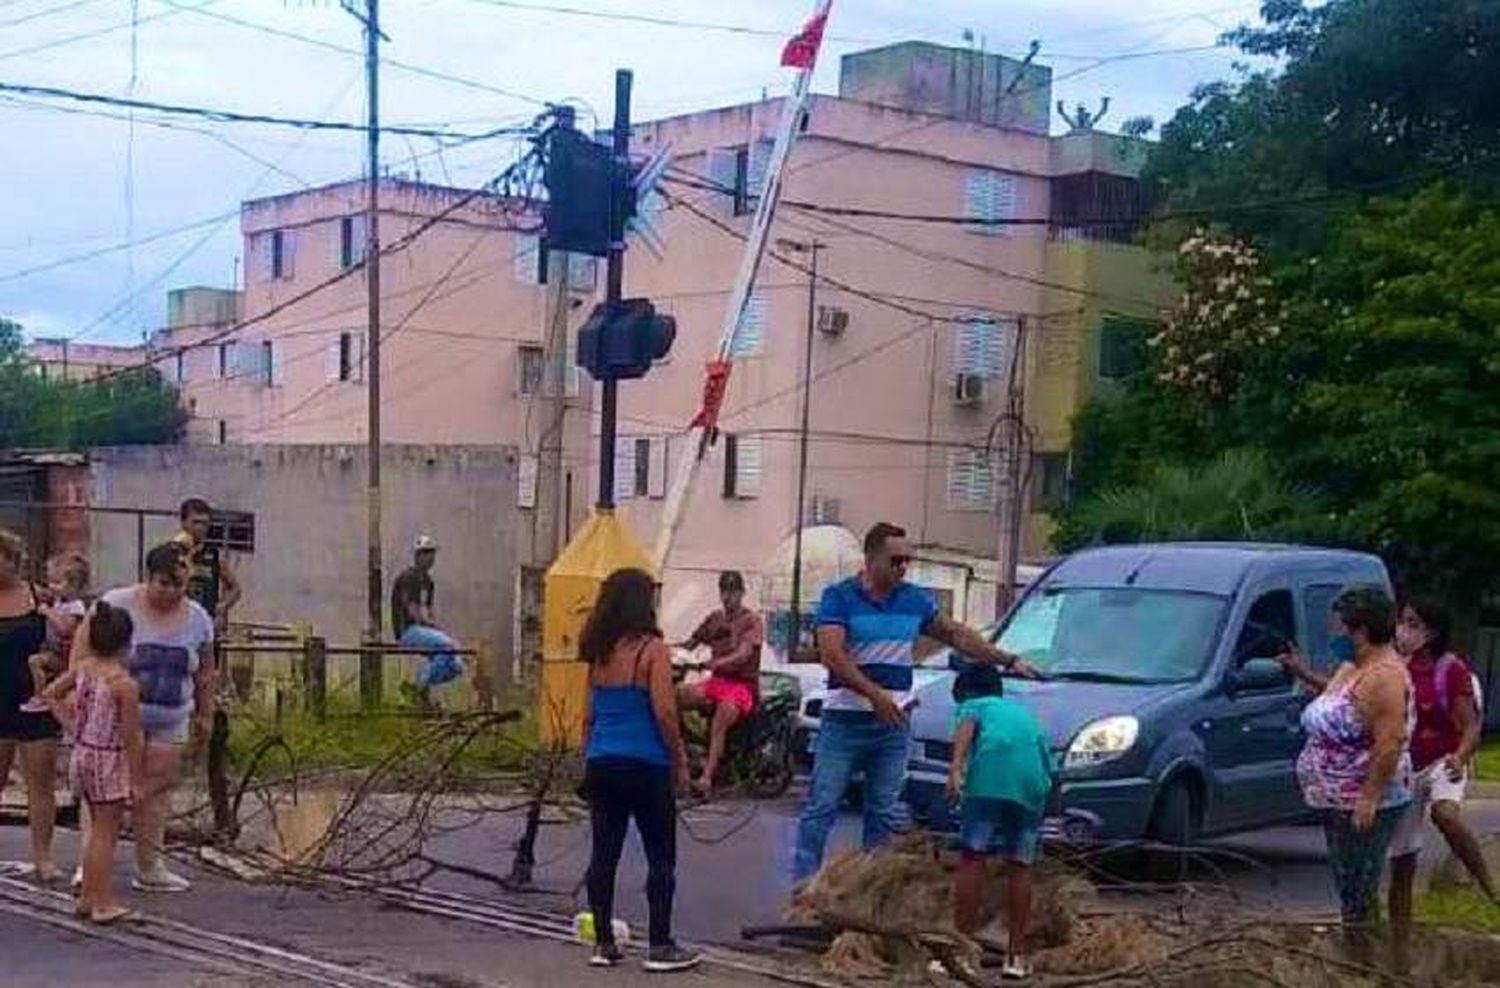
[998,587,1226,684]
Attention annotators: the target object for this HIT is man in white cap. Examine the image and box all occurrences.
[390,535,438,640]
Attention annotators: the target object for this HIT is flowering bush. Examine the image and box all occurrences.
[1152,233,1282,399]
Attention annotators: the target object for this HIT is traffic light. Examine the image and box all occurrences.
[577,299,676,381]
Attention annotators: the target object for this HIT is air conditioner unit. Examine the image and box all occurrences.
[810,494,841,526]
[817,305,850,336]
[953,373,985,405]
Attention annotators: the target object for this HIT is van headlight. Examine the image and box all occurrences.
[1065,716,1139,768]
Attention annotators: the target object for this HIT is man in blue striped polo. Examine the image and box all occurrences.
[792,522,1039,881]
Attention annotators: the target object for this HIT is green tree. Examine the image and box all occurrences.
[0,319,186,449]
[1066,188,1500,608]
[1148,0,1500,249]
[1059,450,1325,549]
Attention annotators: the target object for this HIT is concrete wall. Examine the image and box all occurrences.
[87,444,523,664]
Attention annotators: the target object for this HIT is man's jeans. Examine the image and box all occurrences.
[793,714,910,881]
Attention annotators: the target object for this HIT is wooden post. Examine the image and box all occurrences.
[474,640,495,712]
[359,633,383,711]
[305,635,328,723]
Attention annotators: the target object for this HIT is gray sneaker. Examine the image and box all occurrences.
[589,941,624,968]
[132,866,191,894]
[643,944,701,973]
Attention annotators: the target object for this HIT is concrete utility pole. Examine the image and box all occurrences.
[596,70,632,510]
[537,247,572,562]
[994,317,1029,618]
[343,0,387,703]
[775,237,824,660]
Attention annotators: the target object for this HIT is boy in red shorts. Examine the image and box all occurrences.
[677,571,763,795]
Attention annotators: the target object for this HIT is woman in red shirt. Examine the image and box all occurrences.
[1389,598,1496,946]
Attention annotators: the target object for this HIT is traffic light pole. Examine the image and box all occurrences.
[597,69,632,511]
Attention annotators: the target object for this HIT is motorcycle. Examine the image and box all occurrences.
[673,662,800,800]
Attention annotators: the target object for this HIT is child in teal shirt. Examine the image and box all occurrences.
[946,665,1055,980]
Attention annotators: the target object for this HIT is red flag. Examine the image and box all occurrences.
[780,6,830,69]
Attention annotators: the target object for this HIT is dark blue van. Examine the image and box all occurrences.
[905,543,1391,844]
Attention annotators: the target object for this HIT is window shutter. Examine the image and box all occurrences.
[326,334,344,382]
[280,229,296,278]
[258,233,275,282]
[734,435,762,498]
[517,454,538,510]
[746,139,775,205]
[514,233,541,283]
[567,254,598,292]
[731,291,768,358]
[964,169,1017,236]
[947,449,995,510]
[351,331,366,383]
[648,437,668,498]
[613,438,636,503]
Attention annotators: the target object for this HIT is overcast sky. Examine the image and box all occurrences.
[0,0,1270,343]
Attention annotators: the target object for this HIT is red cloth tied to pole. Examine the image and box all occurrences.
[780,8,829,69]
[690,359,733,432]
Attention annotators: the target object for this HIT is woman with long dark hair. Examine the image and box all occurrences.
[0,529,61,884]
[579,568,697,973]
[1389,598,1496,945]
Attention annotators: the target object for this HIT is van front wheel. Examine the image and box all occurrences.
[1147,778,1198,846]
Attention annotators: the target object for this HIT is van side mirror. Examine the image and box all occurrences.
[1230,657,1291,693]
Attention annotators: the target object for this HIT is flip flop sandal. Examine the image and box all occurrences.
[90,907,134,926]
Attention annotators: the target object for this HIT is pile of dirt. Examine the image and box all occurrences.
[787,834,1094,980]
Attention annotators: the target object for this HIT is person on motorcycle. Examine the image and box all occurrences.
[676,570,764,795]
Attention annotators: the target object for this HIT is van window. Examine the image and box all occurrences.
[1233,589,1298,663]
[1302,583,1344,671]
[998,587,1225,683]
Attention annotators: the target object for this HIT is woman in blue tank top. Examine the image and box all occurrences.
[580,568,698,973]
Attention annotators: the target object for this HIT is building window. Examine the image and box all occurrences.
[953,315,1015,381]
[339,215,367,271]
[173,352,185,386]
[633,437,651,498]
[217,343,229,378]
[1031,453,1069,512]
[964,169,1017,236]
[207,510,255,553]
[217,420,228,445]
[514,233,541,284]
[722,433,762,499]
[1099,316,1151,381]
[730,291,768,358]
[270,229,294,280]
[260,340,277,386]
[518,344,545,396]
[947,448,995,511]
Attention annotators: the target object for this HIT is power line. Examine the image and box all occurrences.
[459,0,888,45]
[155,0,550,108]
[0,210,238,284]
[0,80,531,140]
[0,0,204,62]
[0,0,104,28]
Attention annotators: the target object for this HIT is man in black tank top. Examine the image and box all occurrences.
[171,498,241,631]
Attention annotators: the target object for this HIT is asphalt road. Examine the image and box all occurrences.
[417,789,1500,943]
[5,791,1500,986]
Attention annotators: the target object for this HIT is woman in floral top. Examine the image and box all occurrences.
[1279,585,1412,959]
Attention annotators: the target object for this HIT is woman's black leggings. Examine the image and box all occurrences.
[585,757,677,947]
